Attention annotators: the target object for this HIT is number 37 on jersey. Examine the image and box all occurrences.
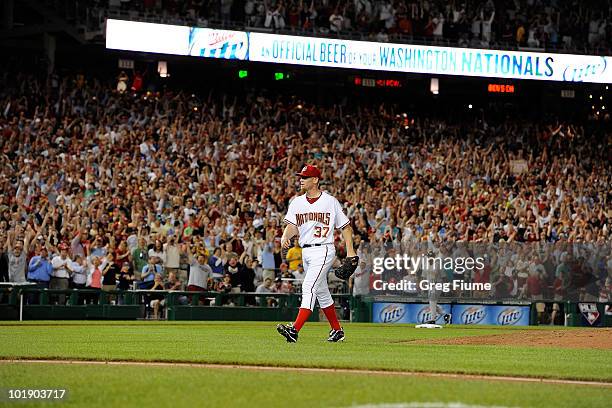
[283,192,350,247]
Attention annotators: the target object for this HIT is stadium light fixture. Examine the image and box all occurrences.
[158,61,169,78]
[430,78,439,95]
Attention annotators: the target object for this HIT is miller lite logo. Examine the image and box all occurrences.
[379,304,406,323]
[188,28,249,60]
[417,305,444,323]
[562,56,607,82]
[460,306,486,324]
[497,308,523,325]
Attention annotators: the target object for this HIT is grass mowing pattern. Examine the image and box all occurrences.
[0,321,610,381]
[1,362,611,408]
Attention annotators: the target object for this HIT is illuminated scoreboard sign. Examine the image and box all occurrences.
[354,77,402,88]
[487,83,516,93]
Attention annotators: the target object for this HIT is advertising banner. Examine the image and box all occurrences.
[451,304,530,326]
[106,19,249,60]
[106,19,611,83]
[373,303,530,325]
[373,302,452,324]
[249,33,610,83]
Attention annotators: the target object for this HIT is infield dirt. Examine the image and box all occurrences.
[417,328,612,349]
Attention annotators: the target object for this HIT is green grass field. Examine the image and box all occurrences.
[1,321,611,408]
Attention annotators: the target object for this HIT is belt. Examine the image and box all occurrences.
[302,243,333,248]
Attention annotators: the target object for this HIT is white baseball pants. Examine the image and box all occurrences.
[300,245,336,310]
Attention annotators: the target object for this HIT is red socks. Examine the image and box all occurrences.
[293,308,312,331]
[293,305,341,331]
[322,305,341,331]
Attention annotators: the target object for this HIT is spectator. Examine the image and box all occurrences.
[293,263,305,281]
[432,12,444,41]
[70,254,88,290]
[149,273,166,319]
[187,250,212,294]
[261,242,276,282]
[86,256,103,304]
[286,240,302,271]
[350,257,369,297]
[101,252,120,303]
[26,246,53,304]
[5,227,34,283]
[280,264,295,280]
[50,243,72,305]
[329,8,344,33]
[140,257,162,289]
[216,272,233,293]
[116,262,135,303]
[114,240,131,266]
[209,247,226,280]
[238,253,257,303]
[164,235,181,278]
[224,254,241,286]
[131,237,149,283]
[255,276,275,306]
[148,239,166,267]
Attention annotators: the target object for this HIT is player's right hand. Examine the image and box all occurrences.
[281,237,291,249]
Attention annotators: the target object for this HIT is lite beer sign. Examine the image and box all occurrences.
[497,307,523,325]
[378,304,406,323]
[460,306,487,324]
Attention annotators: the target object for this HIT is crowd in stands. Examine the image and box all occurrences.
[0,66,610,314]
[86,0,612,52]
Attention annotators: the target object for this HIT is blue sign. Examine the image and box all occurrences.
[451,304,530,326]
[372,303,530,325]
[373,303,451,324]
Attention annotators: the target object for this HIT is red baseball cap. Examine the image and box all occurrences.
[296,165,322,179]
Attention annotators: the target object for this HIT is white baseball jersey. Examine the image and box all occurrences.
[284,191,350,246]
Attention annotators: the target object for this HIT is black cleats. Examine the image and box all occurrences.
[327,328,345,342]
[277,323,298,343]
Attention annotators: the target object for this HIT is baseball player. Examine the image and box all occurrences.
[276,165,358,343]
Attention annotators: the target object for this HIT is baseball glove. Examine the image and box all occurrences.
[334,256,359,280]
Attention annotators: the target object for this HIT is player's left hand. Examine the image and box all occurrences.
[335,256,359,280]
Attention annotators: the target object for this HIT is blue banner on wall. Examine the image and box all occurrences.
[451,304,530,325]
[373,302,452,324]
[372,303,530,325]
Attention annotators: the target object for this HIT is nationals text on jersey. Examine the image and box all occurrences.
[295,212,331,226]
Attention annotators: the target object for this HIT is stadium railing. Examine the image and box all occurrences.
[0,287,352,322]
